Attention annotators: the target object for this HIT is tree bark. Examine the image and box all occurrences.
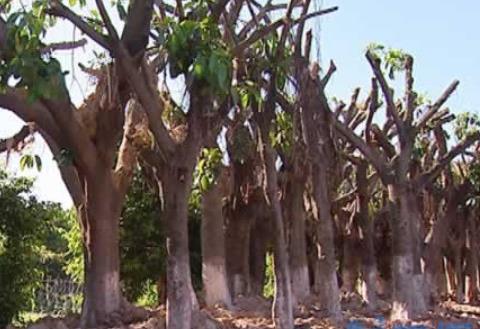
[389,184,427,320]
[226,202,252,297]
[201,181,232,308]
[296,60,341,320]
[249,200,271,296]
[285,180,310,304]
[424,185,471,303]
[259,137,294,329]
[466,212,479,303]
[160,158,199,329]
[341,221,360,294]
[82,169,122,326]
[356,161,378,309]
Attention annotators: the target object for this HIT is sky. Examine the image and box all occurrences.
[0,0,479,208]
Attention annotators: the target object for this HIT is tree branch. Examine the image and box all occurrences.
[121,0,154,56]
[41,39,87,54]
[404,55,415,124]
[0,88,62,143]
[117,45,176,157]
[0,125,31,152]
[366,50,403,134]
[416,132,480,188]
[365,78,378,144]
[95,0,120,42]
[320,60,337,88]
[330,112,391,182]
[47,0,112,52]
[415,80,459,130]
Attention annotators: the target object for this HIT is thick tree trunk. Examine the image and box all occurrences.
[82,171,122,327]
[389,184,426,320]
[226,203,252,297]
[342,226,360,293]
[201,182,232,308]
[466,213,479,303]
[311,167,342,319]
[161,161,199,329]
[296,57,341,320]
[454,243,464,303]
[261,140,294,329]
[356,162,378,309]
[285,181,310,304]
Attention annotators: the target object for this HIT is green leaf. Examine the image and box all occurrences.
[34,155,42,171]
[19,155,34,171]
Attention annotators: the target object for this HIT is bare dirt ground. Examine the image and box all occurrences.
[16,295,480,329]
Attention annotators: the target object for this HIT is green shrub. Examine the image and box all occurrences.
[0,172,44,327]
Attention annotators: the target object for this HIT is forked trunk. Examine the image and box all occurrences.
[201,182,232,308]
[161,161,199,329]
[81,171,122,327]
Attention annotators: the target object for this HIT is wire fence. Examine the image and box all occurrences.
[32,278,83,315]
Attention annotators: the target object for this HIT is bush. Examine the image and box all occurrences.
[0,172,45,327]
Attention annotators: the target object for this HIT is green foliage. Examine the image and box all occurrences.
[229,125,255,163]
[454,112,480,140]
[232,80,262,109]
[134,280,159,308]
[165,17,232,94]
[0,3,68,101]
[0,170,69,327]
[120,172,165,304]
[412,135,429,160]
[366,43,410,79]
[262,253,275,299]
[19,154,42,171]
[194,147,223,192]
[60,210,84,284]
[270,111,293,156]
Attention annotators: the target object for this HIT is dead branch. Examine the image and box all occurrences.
[366,50,403,134]
[415,80,459,130]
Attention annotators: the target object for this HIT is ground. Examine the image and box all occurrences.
[13,295,480,329]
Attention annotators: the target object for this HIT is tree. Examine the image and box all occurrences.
[0,1,150,324]
[330,47,480,320]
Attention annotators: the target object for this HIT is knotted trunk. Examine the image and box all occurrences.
[201,182,232,308]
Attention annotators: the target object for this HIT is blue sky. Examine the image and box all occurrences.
[0,0,479,207]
